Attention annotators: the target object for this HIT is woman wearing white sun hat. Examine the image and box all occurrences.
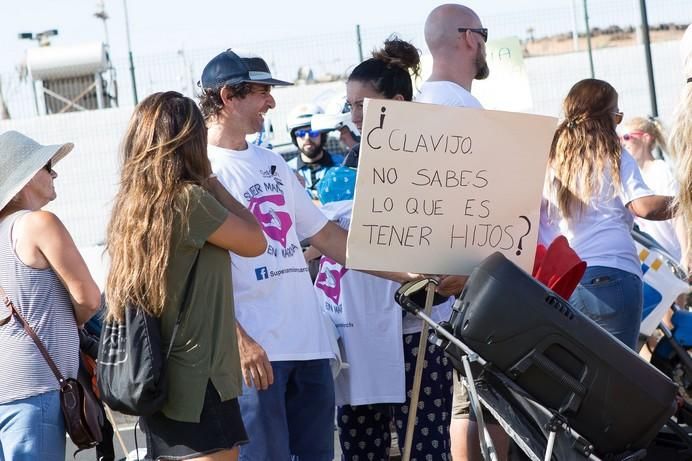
[0,130,101,460]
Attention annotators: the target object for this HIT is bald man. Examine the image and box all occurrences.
[416,4,509,461]
[417,3,489,106]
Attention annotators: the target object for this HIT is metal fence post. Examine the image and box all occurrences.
[356,24,364,63]
[639,0,659,117]
[583,0,595,78]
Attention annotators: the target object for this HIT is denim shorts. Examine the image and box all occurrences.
[141,381,247,460]
[568,266,643,350]
[238,359,334,461]
[0,390,65,461]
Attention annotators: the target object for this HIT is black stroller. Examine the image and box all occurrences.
[395,252,691,461]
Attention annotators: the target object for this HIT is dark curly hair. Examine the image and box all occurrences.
[347,35,421,101]
[198,83,253,121]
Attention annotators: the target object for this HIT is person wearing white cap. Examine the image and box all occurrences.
[670,24,692,274]
[0,130,101,460]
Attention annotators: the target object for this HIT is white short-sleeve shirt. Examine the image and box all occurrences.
[415,81,483,108]
[634,158,681,261]
[540,149,654,277]
[208,143,334,361]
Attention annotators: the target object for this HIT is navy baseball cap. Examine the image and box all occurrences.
[200,49,293,89]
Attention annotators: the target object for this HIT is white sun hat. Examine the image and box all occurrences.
[0,130,73,211]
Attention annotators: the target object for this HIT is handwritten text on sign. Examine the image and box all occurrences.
[345,99,557,275]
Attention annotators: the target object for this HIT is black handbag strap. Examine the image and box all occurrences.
[166,250,201,358]
[0,285,66,384]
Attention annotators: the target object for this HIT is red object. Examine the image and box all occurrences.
[81,352,100,398]
[532,235,586,299]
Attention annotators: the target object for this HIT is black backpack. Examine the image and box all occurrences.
[97,252,199,416]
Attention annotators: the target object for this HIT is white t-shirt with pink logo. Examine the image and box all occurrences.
[314,200,405,406]
[208,143,334,362]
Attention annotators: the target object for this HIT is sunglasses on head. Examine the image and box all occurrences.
[43,160,53,174]
[294,129,321,138]
[458,27,488,43]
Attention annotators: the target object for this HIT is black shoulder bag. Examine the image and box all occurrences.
[97,251,200,416]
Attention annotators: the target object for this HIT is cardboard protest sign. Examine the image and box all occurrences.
[345,99,556,275]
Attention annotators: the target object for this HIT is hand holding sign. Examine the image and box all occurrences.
[345,99,556,276]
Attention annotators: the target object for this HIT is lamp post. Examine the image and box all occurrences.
[122,0,138,104]
[94,1,110,51]
[18,29,59,47]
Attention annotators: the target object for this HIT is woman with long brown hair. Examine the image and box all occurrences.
[106,91,266,460]
[540,78,674,351]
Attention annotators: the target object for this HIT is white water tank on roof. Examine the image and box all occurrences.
[27,42,107,80]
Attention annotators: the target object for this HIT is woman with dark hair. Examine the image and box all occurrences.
[341,38,420,169]
[105,91,266,460]
[541,78,674,350]
[322,37,455,460]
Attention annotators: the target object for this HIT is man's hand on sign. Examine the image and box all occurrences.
[236,322,274,390]
[435,275,469,297]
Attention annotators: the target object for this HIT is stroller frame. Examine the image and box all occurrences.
[414,307,606,461]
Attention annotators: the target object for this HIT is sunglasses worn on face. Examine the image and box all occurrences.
[612,111,624,125]
[458,27,488,43]
[621,131,645,141]
[43,160,53,174]
[294,129,320,138]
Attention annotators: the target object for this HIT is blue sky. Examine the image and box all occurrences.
[2,0,690,73]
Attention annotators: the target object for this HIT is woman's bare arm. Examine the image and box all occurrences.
[627,195,675,221]
[21,211,101,325]
[206,177,267,256]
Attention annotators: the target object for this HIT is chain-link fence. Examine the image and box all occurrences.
[1,0,690,122]
[0,0,690,257]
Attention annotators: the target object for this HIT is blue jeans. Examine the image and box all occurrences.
[238,359,334,461]
[0,390,65,461]
[569,266,643,350]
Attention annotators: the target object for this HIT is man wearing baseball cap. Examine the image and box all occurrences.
[198,49,348,460]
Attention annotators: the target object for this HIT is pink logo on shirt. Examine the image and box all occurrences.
[315,257,348,304]
[248,194,293,248]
